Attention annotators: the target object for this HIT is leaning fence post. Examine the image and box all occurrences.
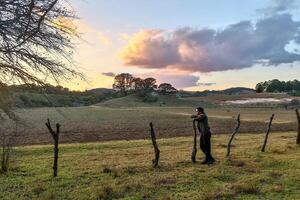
[296,109,300,145]
[45,119,60,177]
[261,114,275,152]
[191,119,197,163]
[149,122,160,168]
[226,114,241,157]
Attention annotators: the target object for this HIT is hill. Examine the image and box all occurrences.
[182,87,256,97]
[96,94,215,108]
[6,85,110,108]
[7,84,257,108]
[88,88,114,95]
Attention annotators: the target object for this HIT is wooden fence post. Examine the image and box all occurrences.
[261,114,275,152]
[45,119,60,177]
[226,114,241,157]
[191,119,197,163]
[149,122,160,168]
[296,109,300,145]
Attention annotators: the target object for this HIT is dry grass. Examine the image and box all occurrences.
[4,105,297,145]
[0,132,299,199]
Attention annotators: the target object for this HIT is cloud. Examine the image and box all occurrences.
[73,20,110,45]
[120,14,300,73]
[97,32,110,45]
[137,70,199,89]
[156,74,199,89]
[102,72,116,77]
[197,82,216,86]
[259,0,298,15]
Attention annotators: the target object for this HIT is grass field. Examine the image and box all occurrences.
[10,104,298,145]
[0,132,299,200]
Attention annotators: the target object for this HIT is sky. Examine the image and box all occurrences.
[66,0,300,91]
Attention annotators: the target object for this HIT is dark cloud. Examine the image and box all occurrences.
[102,72,115,77]
[121,14,300,73]
[197,82,216,86]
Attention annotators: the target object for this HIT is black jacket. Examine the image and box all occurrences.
[195,114,211,135]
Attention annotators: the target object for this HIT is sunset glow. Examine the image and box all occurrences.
[68,0,300,91]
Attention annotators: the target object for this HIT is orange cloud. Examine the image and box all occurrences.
[73,20,110,45]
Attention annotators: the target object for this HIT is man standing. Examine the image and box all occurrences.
[191,107,215,164]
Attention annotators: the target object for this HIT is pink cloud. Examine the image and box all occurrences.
[120,14,300,73]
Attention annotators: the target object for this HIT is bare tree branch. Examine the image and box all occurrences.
[0,0,84,88]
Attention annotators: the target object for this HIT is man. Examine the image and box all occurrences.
[191,107,215,164]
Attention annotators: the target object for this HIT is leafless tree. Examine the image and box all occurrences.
[0,0,83,113]
[0,0,81,172]
[0,0,82,84]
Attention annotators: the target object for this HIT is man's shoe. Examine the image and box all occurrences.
[206,159,215,165]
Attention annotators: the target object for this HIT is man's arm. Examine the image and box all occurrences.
[191,114,206,121]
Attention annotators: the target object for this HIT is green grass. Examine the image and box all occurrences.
[1,132,299,199]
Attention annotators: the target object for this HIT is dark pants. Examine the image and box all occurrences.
[200,132,214,161]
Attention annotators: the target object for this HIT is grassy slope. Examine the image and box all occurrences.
[1,132,299,200]
[96,94,214,108]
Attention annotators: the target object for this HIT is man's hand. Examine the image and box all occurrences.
[191,115,197,119]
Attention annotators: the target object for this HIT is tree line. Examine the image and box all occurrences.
[112,73,177,98]
[256,79,300,93]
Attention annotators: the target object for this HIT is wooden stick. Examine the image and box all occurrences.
[149,122,160,168]
[261,114,275,152]
[226,114,241,157]
[296,109,300,145]
[45,119,60,177]
[191,119,197,163]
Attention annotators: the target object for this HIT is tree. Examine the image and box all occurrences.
[0,0,82,112]
[0,0,81,172]
[132,77,145,97]
[255,79,300,93]
[158,83,177,95]
[112,73,134,95]
[255,83,264,93]
[143,78,157,93]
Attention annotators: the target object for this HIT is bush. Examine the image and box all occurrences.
[19,94,31,106]
[143,94,158,103]
[290,99,300,107]
[289,91,300,96]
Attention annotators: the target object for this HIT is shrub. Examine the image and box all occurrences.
[290,98,300,107]
[19,94,31,106]
[143,94,158,103]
